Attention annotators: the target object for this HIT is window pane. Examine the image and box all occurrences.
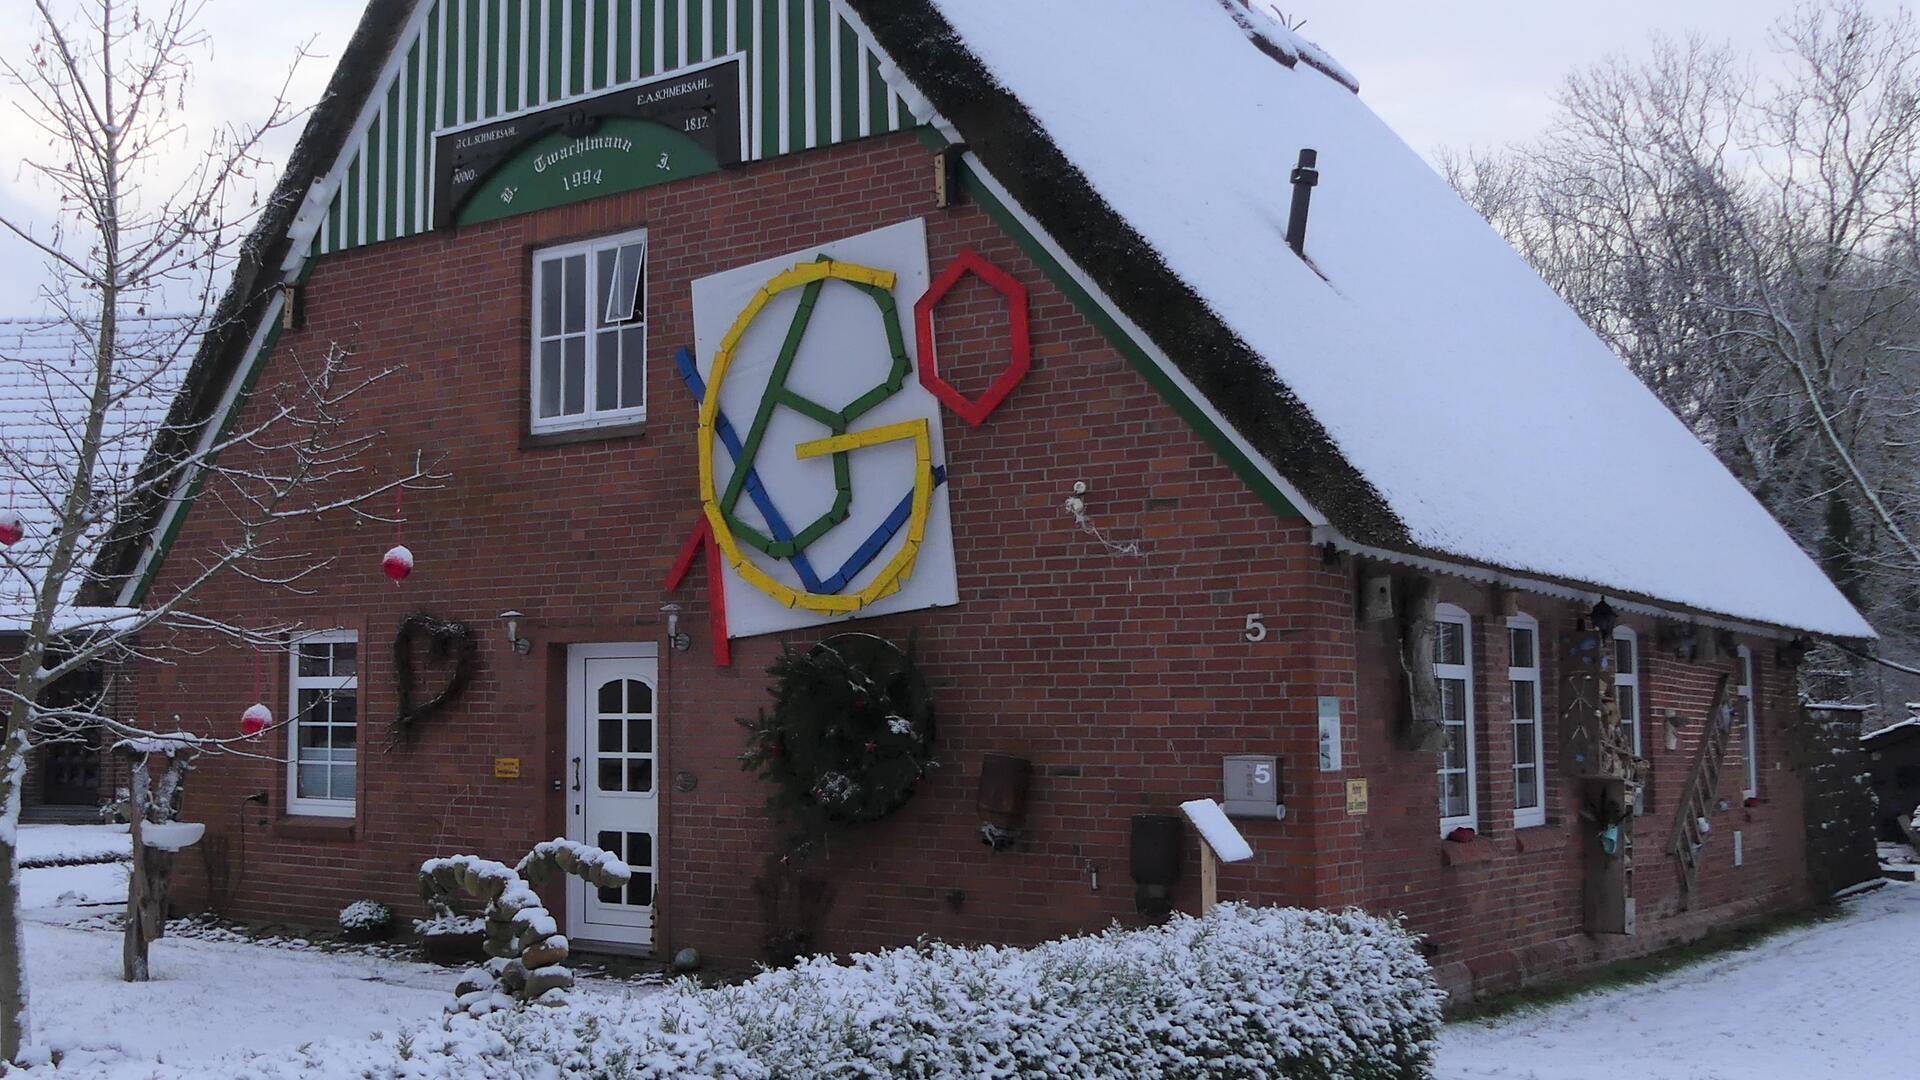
[296,688,327,721]
[598,680,623,714]
[563,255,587,333]
[1617,689,1636,723]
[539,340,563,418]
[1440,678,1466,722]
[628,831,652,866]
[1515,765,1539,809]
[330,764,356,799]
[1511,679,1536,721]
[598,718,622,753]
[563,337,587,415]
[539,258,564,334]
[296,764,328,800]
[1509,627,1535,667]
[595,331,620,409]
[331,643,357,676]
[330,693,357,732]
[1434,622,1465,666]
[595,248,618,327]
[598,759,623,793]
[298,644,332,678]
[1515,725,1537,766]
[626,871,653,908]
[627,680,653,714]
[604,242,646,325]
[1615,638,1635,675]
[620,327,646,409]
[1441,773,1467,818]
[597,830,621,858]
[628,719,651,752]
[628,758,652,792]
[298,724,329,751]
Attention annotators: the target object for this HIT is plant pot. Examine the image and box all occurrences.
[420,929,485,966]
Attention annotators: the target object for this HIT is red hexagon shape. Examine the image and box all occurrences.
[914,248,1031,427]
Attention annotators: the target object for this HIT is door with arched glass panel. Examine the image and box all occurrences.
[566,644,659,949]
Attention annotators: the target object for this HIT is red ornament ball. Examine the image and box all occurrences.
[382,544,414,584]
[0,511,22,548]
[240,703,273,736]
[863,740,878,754]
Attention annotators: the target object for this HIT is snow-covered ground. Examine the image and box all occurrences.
[18,824,129,867]
[1437,881,1920,1080]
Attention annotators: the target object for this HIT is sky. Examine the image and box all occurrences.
[0,0,1908,311]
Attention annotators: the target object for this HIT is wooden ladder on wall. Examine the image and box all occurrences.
[1666,673,1734,909]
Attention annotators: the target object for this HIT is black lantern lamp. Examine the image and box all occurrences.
[1590,599,1619,637]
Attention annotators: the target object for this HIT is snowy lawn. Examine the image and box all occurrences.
[1437,881,1920,1080]
[18,824,129,867]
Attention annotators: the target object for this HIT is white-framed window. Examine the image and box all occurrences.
[1436,604,1477,833]
[1614,626,1643,814]
[1737,645,1758,798]
[287,631,358,817]
[1508,613,1547,828]
[530,228,648,433]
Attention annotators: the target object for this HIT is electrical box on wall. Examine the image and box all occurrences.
[1222,754,1286,820]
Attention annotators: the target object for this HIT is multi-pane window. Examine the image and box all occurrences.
[1509,614,1546,828]
[1615,627,1644,813]
[1435,605,1477,832]
[288,632,358,817]
[531,229,648,433]
[1738,646,1758,797]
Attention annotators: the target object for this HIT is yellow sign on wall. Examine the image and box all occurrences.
[1346,779,1370,816]
[494,757,522,780]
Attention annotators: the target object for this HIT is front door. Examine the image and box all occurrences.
[565,644,659,950]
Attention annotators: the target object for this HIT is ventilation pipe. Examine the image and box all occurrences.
[1285,148,1319,256]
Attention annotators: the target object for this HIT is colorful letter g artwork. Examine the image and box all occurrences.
[667,220,1031,663]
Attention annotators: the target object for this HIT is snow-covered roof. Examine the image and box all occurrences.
[914,0,1873,639]
[0,315,192,631]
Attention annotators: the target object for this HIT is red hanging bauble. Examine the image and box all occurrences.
[0,511,23,548]
[383,544,414,584]
[241,703,273,736]
[863,740,878,754]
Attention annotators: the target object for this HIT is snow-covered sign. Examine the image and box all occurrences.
[1179,798,1253,862]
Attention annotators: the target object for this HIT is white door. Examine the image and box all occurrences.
[565,644,659,950]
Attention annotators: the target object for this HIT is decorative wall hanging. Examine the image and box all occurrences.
[666,222,1035,663]
[738,633,936,838]
[915,248,1031,426]
[393,613,478,740]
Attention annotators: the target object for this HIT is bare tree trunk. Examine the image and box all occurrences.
[0,729,31,1062]
[123,796,147,983]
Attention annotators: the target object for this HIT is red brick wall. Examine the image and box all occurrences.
[1350,576,1810,1000]
[144,128,1815,996]
[152,131,1364,958]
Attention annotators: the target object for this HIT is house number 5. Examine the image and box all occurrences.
[1243,613,1268,643]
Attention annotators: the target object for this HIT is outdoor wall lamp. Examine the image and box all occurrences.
[499,610,533,655]
[1589,599,1619,637]
[661,603,692,652]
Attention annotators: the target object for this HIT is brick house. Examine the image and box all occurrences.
[97,0,1874,1000]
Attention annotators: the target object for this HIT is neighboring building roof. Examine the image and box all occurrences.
[0,315,190,630]
[101,0,1874,642]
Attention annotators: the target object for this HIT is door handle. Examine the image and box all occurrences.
[571,756,582,792]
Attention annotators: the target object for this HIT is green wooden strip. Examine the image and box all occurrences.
[384,79,402,238]
[686,0,705,64]
[810,0,828,148]
[466,0,483,122]
[785,0,804,148]
[760,0,778,158]
[921,132,1304,521]
[734,0,748,58]
[837,19,857,142]
[569,0,586,96]
[592,0,610,89]
[639,0,656,76]
[865,49,884,137]
[548,0,564,101]
[345,151,362,248]
[668,0,683,69]
[328,188,342,251]
[612,0,631,84]
[427,3,448,130]
[505,0,522,112]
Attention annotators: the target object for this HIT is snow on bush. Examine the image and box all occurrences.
[206,902,1442,1078]
[339,900,394,932]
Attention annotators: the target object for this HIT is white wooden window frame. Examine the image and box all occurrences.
[1738,646,1758,798]
[529,227,649,434]
[1614,626,1644,815]
[1436,603,1477,834]
[1508,613,1547,828]
[287,630,358,818]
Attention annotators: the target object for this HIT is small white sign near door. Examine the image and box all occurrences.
[566,643,659,950]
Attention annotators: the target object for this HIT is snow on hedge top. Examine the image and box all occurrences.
[930,0,1873,639]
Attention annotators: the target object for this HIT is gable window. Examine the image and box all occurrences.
[531,229,648,433]
[1737,645,1758,797]
[288,632,358,817]
[1508,614,1546,828]
[1614,626,1644,813]
[1436,604,1477,833]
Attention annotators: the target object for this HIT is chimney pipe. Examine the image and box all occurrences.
[1285,148,1319,256]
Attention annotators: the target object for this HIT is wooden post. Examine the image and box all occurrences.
[1199,840,1219,915]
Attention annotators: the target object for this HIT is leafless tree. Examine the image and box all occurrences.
[1445,0,1920,690]
[0,0,439,1057]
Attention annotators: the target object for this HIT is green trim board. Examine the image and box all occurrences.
[912,131,1304,523]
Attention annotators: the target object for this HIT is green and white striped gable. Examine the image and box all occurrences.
[292,0,922,262]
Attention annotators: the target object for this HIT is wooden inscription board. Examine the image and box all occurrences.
[434,59,744,229]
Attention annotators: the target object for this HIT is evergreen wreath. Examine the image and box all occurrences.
[739,633,936,833]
